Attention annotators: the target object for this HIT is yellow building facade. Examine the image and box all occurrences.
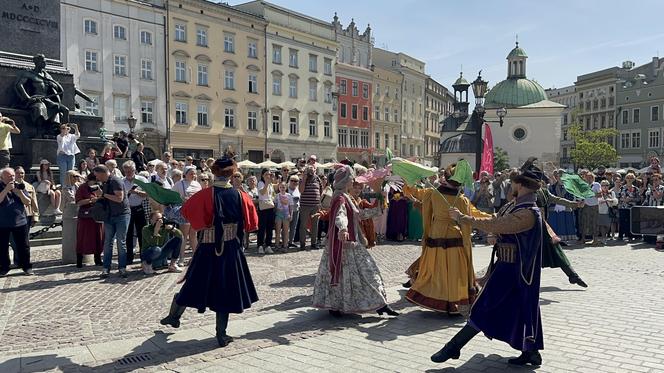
[167,0,268,162]
[372,66,403,165]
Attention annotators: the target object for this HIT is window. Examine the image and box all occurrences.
[375,106,380,121]
[309,80,317,101]
[141,59,153,80]
[652,106,660,121]
[175,24,186,42]
[140,101,154,123]
[362,106,368,121]
[349,129,358,148]
[394,135,398,151]
[289,49,298,67]
[84,94,99,116]
[289,117,298,135]
[339,80,347,95]
[362,84,369,99]
[175,61,186,82]
[248,74,258,93]
[649,130,660,148]
[622,110,629,125]
[338,128,347,147]
[272,115,281,133]
[197,104,209,126]
[385,107,390,122]
[309,118,317,136]
[113,55,127,76]
[113,96,128,121]
[609,97,615,107]
[85,51,98,72]
[113,25,126,40]
[84,19,97,34]
[175,102,188,124]
[289,76,298,98]
[385,134,389,148]
[224,70,234,89]
[563,129,568,141]
[196,27,208,47]
[308,54,318,72]
[224,34,235,53]
[340,103,347,118]
[248,39,257,58]
[621,133,630,149]
[140,30,152,45]
[224,107,235,128]
[352,81,358,96]
[273,76,282,95]
[394,109,399,122]
[632,131,641,148]
[248,111,258,131]
[375,132,380,149]
[324,58,332,75]
[376,84,381,96]
[324,84,332,103]
[351,105,358,120]
[273,45,282,64]
[601,115,606,128]
[324,120,331,138]
[360,131,369,148]
[197,64,208,86]
[409,144,414,155]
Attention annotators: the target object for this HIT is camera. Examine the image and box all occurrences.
[161,219,177,227]
[15,183,25,190]
[89,184,101,192]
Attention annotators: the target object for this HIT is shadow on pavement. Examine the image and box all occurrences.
[269,273,316,288]
[425,353,540,372]
[539,286,585,293]
[258,294,312,312]
[0,354,75,373]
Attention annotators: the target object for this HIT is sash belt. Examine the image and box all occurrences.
[425,237,464,249]
[495,243,517,263]
[200,223,239,244]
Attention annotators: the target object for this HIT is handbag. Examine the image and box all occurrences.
[89,199,110,222]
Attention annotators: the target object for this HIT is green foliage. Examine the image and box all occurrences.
[568,123,619,169]
[493,147,510,171]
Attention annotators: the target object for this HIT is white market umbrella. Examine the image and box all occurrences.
[257,160,279,169]
[320,162,337,169]
[278,161,296,169]
[237,160,258,169]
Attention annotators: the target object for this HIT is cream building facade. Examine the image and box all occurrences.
[545,85,577,169]
[61,0,167,157]
[166,0,267,161]
[372,66,403,165]
[373,48,427,161]
[235,1,337,163]
[424,77,452,166]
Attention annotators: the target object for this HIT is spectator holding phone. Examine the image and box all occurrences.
[123,161,148,264]
[140,211,183,274]
[0,168,32,276]
[0,113,20,168]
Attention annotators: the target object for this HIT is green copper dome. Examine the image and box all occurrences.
[484,78,548,108]
[507,46,527,58]
[454,75,469,85]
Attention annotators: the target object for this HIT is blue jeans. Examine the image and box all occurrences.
[57,153,75,186]
[141,236,182,265]
[103,214,131,270]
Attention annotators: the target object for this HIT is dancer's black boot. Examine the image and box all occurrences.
[561,264,588,288]
[508,351,542,366]
[216,312,233,347]
[160,294,186,328]
[76,254,83,268]
[376,305,399,317]
[431,324,479,363]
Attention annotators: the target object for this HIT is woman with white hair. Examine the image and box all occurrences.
[312,165,398,317]
[105,159,123,178]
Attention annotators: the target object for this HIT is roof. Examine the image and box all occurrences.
[484,78,548,108]
[440,133,477,154]
[454,75,469,86]
[507,46,527,59]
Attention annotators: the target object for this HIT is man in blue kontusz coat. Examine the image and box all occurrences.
[432,161,545,367]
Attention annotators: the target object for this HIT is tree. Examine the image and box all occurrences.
[493,147,510,172]
[569,123,619,170]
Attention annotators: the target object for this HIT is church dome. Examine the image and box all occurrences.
[484,78,548,108]
[484,42,548,108]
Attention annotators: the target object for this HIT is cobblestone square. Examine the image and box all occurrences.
[0,241,662,372]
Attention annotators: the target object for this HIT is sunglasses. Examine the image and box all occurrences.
[200,178,210,181]
[233,175,242,178]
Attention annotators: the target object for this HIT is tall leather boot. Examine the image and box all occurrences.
[508,350,542,366]
[431,324,480,363]
[216,312,233,347]
[160,293,186,328]
[560,263,588,288]
[76,254,83,268]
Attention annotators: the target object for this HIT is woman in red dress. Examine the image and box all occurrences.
[75,173,104,267]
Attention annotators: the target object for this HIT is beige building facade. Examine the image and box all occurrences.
[545,85,578,169]
[424,77,452,166]
[372,67,403,165]
[235,1,337,163]
[167,0,267,161]
[373,48,427,162]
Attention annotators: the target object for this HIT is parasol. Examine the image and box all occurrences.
[257,160,279,169]
[237,160,258,169]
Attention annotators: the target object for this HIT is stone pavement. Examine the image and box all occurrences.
[0,241,663,372]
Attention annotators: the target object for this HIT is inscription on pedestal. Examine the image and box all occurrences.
[0,0,60,59]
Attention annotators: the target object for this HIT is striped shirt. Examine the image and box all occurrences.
[300,175,321,207]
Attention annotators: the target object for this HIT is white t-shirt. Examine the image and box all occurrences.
[257,181,274,202]
[57,133,81,156]
[584,182,602,206]
[174,179,202,201]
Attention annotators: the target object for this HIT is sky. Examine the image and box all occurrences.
[232,0,664,92]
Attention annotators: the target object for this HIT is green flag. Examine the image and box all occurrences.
[390,157,437,185]
[385,147,394,162]
[560,173,594,199]
[449,159,474,188]
[134,179,183,205]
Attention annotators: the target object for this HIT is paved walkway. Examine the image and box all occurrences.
[0,241,663,372]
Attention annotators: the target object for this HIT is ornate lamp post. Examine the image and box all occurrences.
[469,72,507,173]
[127,112,137,134]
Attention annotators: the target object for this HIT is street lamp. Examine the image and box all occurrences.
[469,71,507,172]
[127,112,137,133]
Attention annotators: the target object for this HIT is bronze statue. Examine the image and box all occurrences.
[14,54,70,127]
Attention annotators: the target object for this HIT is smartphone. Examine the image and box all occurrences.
[630,206,664,235]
